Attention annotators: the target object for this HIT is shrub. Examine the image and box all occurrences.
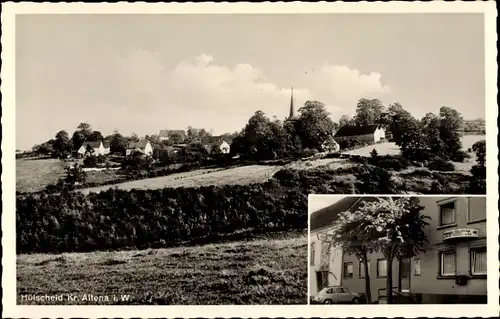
[429,175,453,194]
[83,155,99,167]
[450,150,470,163]
[377,156,411,171]
[354,164,397,194]
[426,159,455,171]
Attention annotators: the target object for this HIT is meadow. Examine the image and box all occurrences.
[16,158,67,193]
[79,165,281,194]
[17,232,307,305]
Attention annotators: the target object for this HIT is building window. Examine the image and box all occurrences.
[413,258,421,276]
[310,242,315,266]
[471,247,487,275]
[377,259,387,278]
[344,262,354,278]
[440,251,456,276]
[359,260,370,278]
[468,197,487,223]
[439,201,456,226]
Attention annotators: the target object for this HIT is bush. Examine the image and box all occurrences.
[426,159,455,171]
[354,164,397,194]
[16,183,308,254]
[450,150,470,163]
[83,155,99,167]
[429,175,453,194]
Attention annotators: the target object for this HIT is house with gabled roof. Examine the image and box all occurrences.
[334,124,386,144]
[125,140,153,156]
[77,141,110,156]
[309,197,367,297]
[202,136,232,154]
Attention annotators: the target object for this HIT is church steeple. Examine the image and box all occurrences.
[288,86,296,120]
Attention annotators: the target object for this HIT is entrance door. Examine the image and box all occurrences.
[316,271,323,292]
[399,258,411,292]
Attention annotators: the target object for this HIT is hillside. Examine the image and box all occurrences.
[17,232,307,305]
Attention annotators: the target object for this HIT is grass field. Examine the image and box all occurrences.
[342,135,485,158]
[16,158,125,193]
[80,165,281,194]
[17,232,307,305]
[16,158,68,193]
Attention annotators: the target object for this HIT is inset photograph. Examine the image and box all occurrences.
[309,195,487,304]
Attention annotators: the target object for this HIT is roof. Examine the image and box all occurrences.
[82,141,102,149]
[126,140,150,149]
[202,136,232,145]
[310,197,361,231]
[102,141,110,148]
[310,197,381,232]
[334,124,382,138]
[159,129,186,138]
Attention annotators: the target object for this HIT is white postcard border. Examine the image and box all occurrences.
[2,1,498,318]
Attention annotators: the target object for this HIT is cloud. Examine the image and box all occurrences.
[18,51,392,149]
[108,52,391,132]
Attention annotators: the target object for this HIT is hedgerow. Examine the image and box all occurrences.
[16,182,307,254]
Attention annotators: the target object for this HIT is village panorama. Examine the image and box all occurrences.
[14,12,487,306]
[16,91,487,305]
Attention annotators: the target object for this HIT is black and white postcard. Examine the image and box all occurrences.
[2,2,497,318]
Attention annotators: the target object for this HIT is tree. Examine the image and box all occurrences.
[352,98,385,126]
[169,133,184,145]
[380,103,413,144]
[338,114,352,128]
[129,133,140,142]
[421,112,445,157]
[438,106,463,158]
[330,197,429,304]
[53,130,73,159]
[467,140,486,194]
[71,123,93,150]
[109,132,128,154]
[318,222,375,303]
[71,131,87,151]
[64,163,87,185]
[77,123,92,135]
[396,117,427,160]
[32,140,55,156]
[87,131,104,142]
[296,101,336,150]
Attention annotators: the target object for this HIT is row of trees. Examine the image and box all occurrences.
[319,197,429,304]
[17,182,307,253]
[231,101,337,160]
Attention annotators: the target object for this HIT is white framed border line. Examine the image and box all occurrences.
[1,1,498,318]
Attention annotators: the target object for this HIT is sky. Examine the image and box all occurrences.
[16,13,485,150]
[308,195,343,215]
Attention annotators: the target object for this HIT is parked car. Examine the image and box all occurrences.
[312,286,363,304]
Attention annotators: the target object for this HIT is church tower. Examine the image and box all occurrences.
[286,87,297,122]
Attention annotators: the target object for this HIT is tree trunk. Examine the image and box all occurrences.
[386,245,396,304]
[362,249,372,303]
[386,257,394,304]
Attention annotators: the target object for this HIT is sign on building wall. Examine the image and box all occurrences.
[443,228,479,241]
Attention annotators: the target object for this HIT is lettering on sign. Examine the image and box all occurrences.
[443,228,479,241]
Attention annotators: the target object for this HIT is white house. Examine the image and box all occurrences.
[309,197,366,297]
[77,141,110,156]
[203,136,232,155]
[334,124,386,144]
[309,228,343,297]
[125,140,153,156]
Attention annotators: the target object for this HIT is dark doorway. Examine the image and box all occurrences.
[399,258,411,292]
